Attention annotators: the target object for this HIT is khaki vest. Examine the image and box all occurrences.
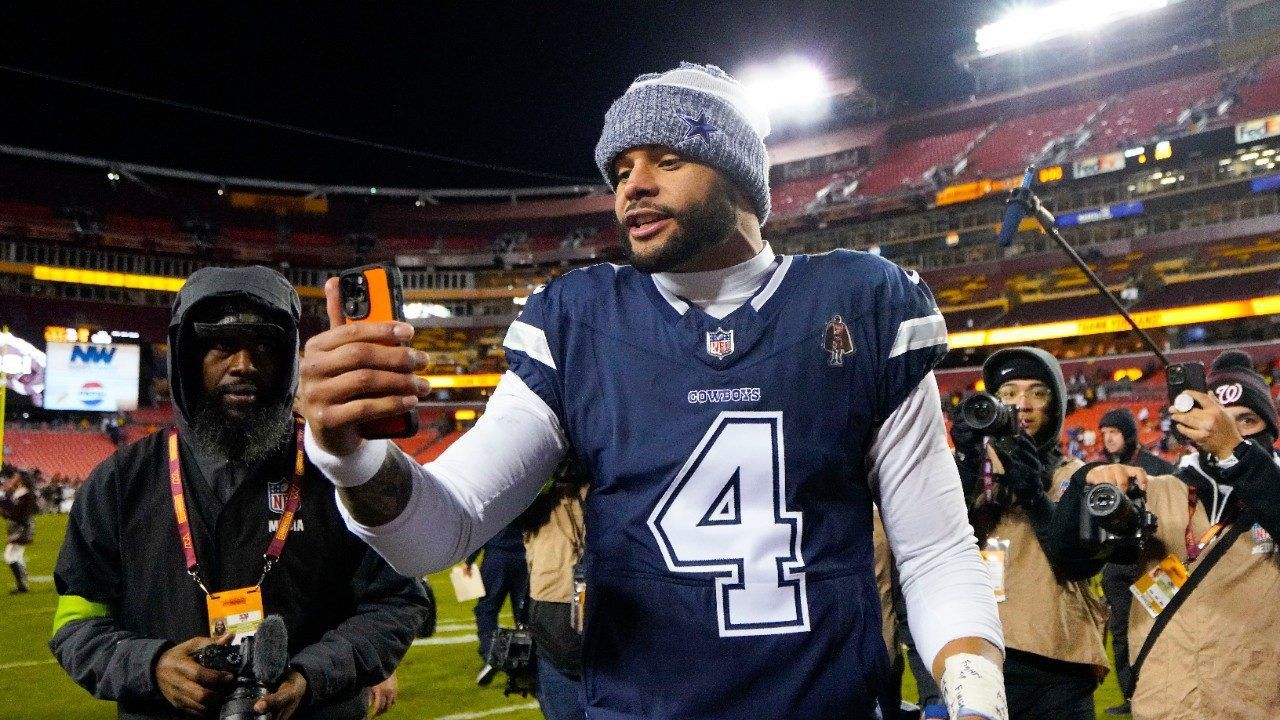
[1129,474,1280,720]
[524,490,586,603]
[872,509,898,657]
[986,454,1110,672]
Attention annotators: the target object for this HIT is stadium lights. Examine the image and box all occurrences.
[975,0,1171,58]
[739,58,830,122]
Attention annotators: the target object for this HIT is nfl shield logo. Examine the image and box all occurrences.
[268,480,289,514]
[706,327,735,358]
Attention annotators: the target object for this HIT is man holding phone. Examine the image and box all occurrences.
[1046,350,1280,718]
[300,63,1005,719]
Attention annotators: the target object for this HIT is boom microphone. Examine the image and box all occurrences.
[996,166,1036,248]
[251,615,289,685]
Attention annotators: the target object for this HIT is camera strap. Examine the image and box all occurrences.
[1126,519,1246,697]
[167,417,307,594]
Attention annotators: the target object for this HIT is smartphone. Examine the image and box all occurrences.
[338,263,420,439]
[1166,361,1207,407]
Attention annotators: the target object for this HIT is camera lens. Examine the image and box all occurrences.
[344,299,358,315]
[1168,366,1184,382]
[1085,484,1121,515]
[966,396,997,425]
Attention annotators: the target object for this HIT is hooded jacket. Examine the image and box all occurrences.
[1099,407,1174,476]
[168,265,301,434]
[976,347,1110,673]
[52,267,430,720]
[983,346,1067,466]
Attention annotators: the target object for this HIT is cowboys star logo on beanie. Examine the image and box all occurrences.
[1207,350,1279,441]
[594,63,773,225]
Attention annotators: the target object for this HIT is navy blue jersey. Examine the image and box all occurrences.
[504,250,947,719]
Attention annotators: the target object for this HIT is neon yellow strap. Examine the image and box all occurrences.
[51,595,111,637]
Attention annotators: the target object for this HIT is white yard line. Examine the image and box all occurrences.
[412,634,478,646]
[0,659,57,671]
[28,575,52,583]
[432,617,478,627]
[430,702,540,720]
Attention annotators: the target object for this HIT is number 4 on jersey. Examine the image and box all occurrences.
[647,411,810,637]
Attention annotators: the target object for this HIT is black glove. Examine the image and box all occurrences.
[949,410,985,501]
[949,410,984,469]
[993,434,1048,506]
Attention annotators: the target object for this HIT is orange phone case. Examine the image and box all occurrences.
[338,263,419,439]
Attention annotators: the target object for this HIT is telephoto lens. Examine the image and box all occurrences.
[959,392,1021,438]
[1083,483,1140,536]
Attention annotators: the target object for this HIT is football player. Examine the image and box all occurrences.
[299,64,1006,719]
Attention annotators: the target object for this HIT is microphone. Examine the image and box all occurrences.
[251,615,289,685]
[996,166,1036,248]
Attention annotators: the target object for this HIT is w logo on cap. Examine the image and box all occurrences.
[1214,383,1244,405]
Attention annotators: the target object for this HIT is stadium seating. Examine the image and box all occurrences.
[4,429,118,481]
[855,125,988,197]
[770,174,847,216]
[962,99,1102,179]
[419,430,464,462]
[1234,52,1280,120]
[1077,69,1224,155]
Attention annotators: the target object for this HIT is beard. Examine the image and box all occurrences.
[617,177,738,274]
[190,391,294,466]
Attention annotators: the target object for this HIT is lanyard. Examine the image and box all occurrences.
[980,438,996,501]
[168,417,306,594]
[1184,486,1229,563]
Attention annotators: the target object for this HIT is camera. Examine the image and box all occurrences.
[478,626,536,696]
[338,272,370,320]
[958,392,1020,438]
[192,617,287,720]
[1079,482,1157,555]
[193,641,270,720]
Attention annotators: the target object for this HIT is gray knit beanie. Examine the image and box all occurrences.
[595,62,773,225]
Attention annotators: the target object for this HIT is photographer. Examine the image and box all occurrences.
[1049,350,1280,719]
[1096,408,1174,716]
[514,457,588,720]
[950,347,1109,720]
[51,267,429,720]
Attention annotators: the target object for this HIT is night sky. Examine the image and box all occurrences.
[0,2,995,189]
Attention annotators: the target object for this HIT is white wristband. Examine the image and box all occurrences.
[303,423,391,488]
[941,653,1008,720]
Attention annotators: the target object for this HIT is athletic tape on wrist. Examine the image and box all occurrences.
[302,423,388,488]
[941,653,1007,720]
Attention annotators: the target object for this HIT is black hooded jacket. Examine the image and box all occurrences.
[1100,407,1174,476]
[51,267,430,720]
[973,347,1099,580]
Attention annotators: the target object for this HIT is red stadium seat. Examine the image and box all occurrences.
[1077,70,1224,155]
[856,126,988,197]
[962,100,1102,179]
[5,429,118,481]
[1234,52,1280,119]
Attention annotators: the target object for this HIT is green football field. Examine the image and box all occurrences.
[1,515,1125,719]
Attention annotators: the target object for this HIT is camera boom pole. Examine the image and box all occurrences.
[1005,168,1172,367]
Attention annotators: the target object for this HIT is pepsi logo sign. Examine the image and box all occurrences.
[79,381,106,407]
